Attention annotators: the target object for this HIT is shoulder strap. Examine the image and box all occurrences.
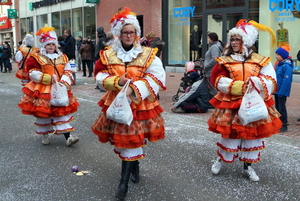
[19,47,32,69]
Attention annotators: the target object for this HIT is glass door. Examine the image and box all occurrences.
[201,11,245,58]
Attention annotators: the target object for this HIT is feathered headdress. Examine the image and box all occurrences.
[228,19,276,48]
[109,7,141,38]
[36,27,58,48]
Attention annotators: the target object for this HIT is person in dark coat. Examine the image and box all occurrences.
[63,29,76,60]
[95,26,107,61]
[79,38,94,77]
[141,31,165,57]
[2,43,12,73]
[76,36,83,71]
[171,62,210,113]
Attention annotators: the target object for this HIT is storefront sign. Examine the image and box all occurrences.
[30,0,73,10]
[86,0,99,3]
[269,0,300,12]
[173,6,195,26]
[8,9,18,19]
[0,0,12,5]
[0,17,12,29]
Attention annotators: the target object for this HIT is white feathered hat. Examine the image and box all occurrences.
[23,34,34,47]
[109,7,141,38]
[227,19,276,48]
[35,27,58,48]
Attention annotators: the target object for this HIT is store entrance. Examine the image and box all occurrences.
[201,11,245,59]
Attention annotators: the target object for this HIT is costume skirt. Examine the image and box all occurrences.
[91,112,165,149]
[208,93,282,140]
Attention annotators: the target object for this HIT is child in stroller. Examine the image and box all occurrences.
[172,59,205,102]
[171,60,211,113]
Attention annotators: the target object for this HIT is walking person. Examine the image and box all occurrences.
[79,38,93,77]
[208,19,282,181]
[204,32,224,97]
[18,27,80,146]
[2,43,12,73]
[274,44,293,133]
[15,34,39,86]
[91,7,166,200]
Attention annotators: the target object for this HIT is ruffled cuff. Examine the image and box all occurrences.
[41,74,52,85]
[229,80,246,96]
[103,75,121,90]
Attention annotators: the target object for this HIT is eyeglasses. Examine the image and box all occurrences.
[230,38,242,42]
[46,43,56,46]
[121,31,136,37]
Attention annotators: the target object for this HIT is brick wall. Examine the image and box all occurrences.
[95,0,162,40]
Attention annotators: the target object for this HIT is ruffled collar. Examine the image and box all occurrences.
[111,38,143,62]
[231,46,253,61]
[40,47,63,60]
[116,45,143,62]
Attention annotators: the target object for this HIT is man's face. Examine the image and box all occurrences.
[77,37,82,41]
[64,31,69,37]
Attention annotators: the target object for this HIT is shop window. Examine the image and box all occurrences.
[72,8,83,38]
[61,10,71,36]
[84,6,96,40]
[52,12,61,36]
[20,17,33,39]
[36,14,48,30]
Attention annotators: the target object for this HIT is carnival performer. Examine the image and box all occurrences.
[208,20,282,182]
[91,7,166,200]
[15,34,39,86]
[18,27,80,146]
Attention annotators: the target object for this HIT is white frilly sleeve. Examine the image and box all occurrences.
[130,57,166,103]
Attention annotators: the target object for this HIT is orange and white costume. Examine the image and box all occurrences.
[18,27,79,136]
[92,46,166,161]
[208,20,281,165]
[15,34,39,86]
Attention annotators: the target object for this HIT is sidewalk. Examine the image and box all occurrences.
[9,62,300,139]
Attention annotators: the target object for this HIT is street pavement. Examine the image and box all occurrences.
[0,63,299,201]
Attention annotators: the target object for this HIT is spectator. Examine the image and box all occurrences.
[95,26,106,61]
[204,32,224,97]
[79,38,94,77]
[171,62,210,113]
[63,29,76,60]
[274,44,293,132]
[76,36,83,71]
[141,31,165,57]
[2,43,12,73]
[0,42,3,72]
[87,36,96,62]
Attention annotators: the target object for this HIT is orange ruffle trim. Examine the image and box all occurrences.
[15,69,29,80]
[18,89,79,118]
[91,112,165,149]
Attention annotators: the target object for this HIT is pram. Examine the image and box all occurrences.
[172,59,205,102]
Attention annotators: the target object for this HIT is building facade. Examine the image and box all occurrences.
[163,0,300,72]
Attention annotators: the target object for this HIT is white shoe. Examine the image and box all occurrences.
[243,166,260,182]
[42,134,50,145]
[211,157,223,174]
[66,135,79,147]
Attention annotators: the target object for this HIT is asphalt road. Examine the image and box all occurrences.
[0,70,299,201]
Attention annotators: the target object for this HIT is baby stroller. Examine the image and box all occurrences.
[172,59,205,102]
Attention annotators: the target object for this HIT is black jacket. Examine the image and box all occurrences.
[1,47,11,60]
[95,26,107,60]
[63,34,76,60]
